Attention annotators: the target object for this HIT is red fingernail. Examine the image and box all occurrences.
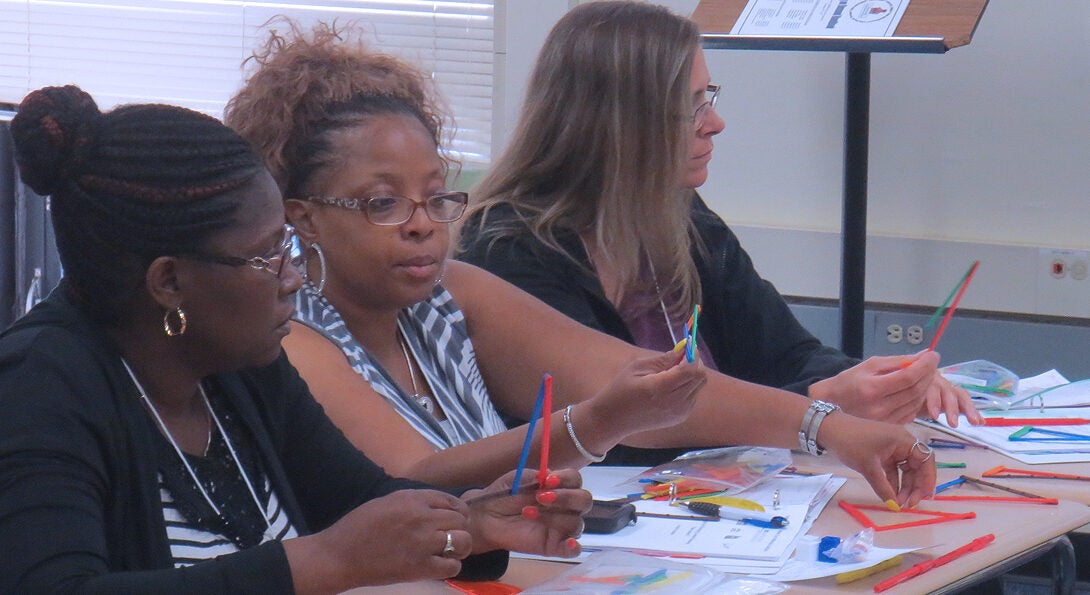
[545,474,561,489]
[536,491,557,505]
[522,506,539,520]
[566,538,579,549]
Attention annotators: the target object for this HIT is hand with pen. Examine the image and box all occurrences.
[808,351,983,427]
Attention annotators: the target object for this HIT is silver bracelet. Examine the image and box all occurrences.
[798,400,840,456]
[564,404,606,463]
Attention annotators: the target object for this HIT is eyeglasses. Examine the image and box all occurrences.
[690,84,721,130]
[307,191,469,226]
[186,224,297,278]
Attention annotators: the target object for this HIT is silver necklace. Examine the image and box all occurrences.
[648,259,680,345]
[582,235,680,345]
[121,359,275,542]
[396,327,437,416]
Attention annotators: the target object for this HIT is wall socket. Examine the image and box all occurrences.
[1037,248,1090,317]
[886,323,925,345]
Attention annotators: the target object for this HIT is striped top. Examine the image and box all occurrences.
[162,474,298,567]
[294,282,508,449]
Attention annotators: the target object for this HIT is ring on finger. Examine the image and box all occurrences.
[442,530,456,556]
[911,439,934,463]
[898,440,934,468]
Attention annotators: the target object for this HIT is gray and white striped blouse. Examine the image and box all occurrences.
[294,283,508,450]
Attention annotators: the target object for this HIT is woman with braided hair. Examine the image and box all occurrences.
[0,84,591,592]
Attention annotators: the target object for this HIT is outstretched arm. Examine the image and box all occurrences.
[282,320,703,487]
[808,353,983,426]
[449,262,934,505]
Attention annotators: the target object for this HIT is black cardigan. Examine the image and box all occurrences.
[458,195,857,463]
[0,289,505,593]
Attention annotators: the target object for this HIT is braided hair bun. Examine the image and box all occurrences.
[11,85,102,196]
[9,84,265,325]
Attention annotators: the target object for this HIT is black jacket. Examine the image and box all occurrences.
[0,288,505,593]
[459,195,857,464]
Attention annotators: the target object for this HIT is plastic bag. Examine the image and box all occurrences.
[521,550,787,595]
[941,360,1020,410]
[823,528,874,564]
[626,446,792,495]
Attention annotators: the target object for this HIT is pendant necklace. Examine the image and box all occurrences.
[648,259,680,345]
[582,235,680,345]
[396,327,437,416]
[121,358,275,544]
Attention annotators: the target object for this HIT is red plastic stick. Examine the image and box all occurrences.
[927,260,979,351]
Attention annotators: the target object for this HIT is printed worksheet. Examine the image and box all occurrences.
[730,0,911,37]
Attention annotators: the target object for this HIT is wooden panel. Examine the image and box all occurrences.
[692,0,989,51]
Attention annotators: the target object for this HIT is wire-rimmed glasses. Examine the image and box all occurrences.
[186,223,297,278]
[691,84,721,130]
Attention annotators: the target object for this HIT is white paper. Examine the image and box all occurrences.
[578,467,841,564]
[922,402,1090,464]
[730,0,911,38]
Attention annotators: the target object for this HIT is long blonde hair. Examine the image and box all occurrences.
[464,1,702,320]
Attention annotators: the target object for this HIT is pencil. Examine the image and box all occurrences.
[511,375,548,495]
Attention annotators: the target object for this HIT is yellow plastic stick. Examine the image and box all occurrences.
[835,555,904,584]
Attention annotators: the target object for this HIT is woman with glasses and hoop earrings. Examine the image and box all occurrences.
[459,1,982,466]
[0,84,594,591]
[226,19,937,515]
[225,21,707,489]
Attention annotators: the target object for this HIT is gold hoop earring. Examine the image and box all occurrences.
[304,242,327,295]
[163,307,187,337]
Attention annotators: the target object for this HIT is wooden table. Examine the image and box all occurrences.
[345,425,1090,593]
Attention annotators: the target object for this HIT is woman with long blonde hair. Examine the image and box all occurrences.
[460,1,982,458]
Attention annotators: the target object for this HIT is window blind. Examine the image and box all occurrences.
[0,0,494,165]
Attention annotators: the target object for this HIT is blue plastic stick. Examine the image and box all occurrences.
[511,376,547,494]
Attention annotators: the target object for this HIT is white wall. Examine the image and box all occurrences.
[498,1,1090,319]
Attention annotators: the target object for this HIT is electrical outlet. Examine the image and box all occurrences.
[1072,259,1089,281]
[886,324,903,344]
[1037,248,1090,318]
[906,325,924,345]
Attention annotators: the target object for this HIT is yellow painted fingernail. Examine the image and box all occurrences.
[672,338,687,352]
[885,499,901,512]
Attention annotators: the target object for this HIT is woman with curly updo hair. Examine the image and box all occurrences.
[0,84,592,591]
[223,18,937,515]
[226,21,708,487]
